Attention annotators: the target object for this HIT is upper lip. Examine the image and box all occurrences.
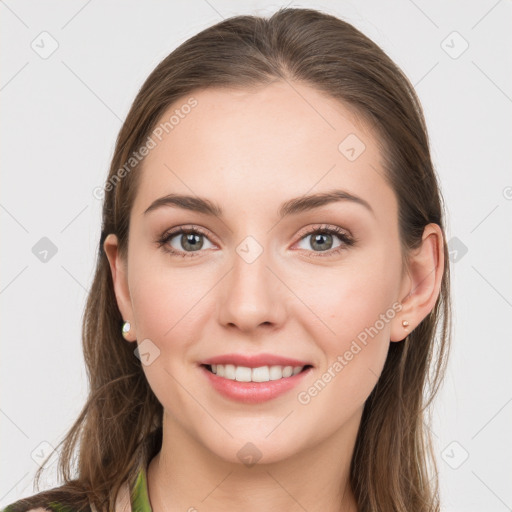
[201,353,313,368]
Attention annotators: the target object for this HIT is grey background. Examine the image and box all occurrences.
[1,1,511,510]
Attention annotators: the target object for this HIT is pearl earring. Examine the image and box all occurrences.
[402,320,409,329]
[122,321,131,340]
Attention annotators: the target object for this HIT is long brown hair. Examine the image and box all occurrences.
[7,7,451,511]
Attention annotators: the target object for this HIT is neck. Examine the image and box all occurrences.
[146,410,361,512]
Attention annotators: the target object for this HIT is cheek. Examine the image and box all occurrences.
[128,248,215,342]
[291,267,397,433]
[288,247,400,403]
[289,249,400,341]
[127,262,214,413]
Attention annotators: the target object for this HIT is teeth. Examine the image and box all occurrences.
[209,364,305,382]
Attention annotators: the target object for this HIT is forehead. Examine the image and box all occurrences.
[132,81,396,221]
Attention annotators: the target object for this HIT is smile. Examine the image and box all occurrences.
[200,364,313,404]
[206,363,310,382]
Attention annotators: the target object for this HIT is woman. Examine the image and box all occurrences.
[2,7,451,512]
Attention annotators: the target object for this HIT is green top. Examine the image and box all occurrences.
[0,461,152,512]
[130,462,152,512]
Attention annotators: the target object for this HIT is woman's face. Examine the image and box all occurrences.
[107,81,413,464]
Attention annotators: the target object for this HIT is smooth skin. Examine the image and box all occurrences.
[104,81,444,512]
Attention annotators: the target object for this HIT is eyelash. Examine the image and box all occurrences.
[156,224,356,259]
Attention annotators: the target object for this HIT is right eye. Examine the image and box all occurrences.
[157,226,216,258]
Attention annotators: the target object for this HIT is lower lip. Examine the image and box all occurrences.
[200,365,313,404]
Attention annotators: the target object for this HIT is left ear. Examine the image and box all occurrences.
[390,223,445,342]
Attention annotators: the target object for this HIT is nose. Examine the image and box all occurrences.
[217,243,287,333]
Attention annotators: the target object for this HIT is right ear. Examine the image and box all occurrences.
[103,234,137,342]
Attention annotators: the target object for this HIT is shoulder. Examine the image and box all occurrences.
[1,479,133,512]
[1,508,48,512]
[14,509,49,512]
[1,493,92,512]
[1,503,90,512]
[1,501,49,512]
[1,504,86,512]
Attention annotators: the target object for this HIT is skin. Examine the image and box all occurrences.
[104,81,444,512]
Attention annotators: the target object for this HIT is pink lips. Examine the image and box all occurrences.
[199,352,314,404]
[200,352,312,368]
[200,365,312,404]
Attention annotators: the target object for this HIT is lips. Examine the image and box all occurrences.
[200,353,313,368]
[200,364,313,403]
[198,352,314,403]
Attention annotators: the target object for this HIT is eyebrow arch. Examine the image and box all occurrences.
[143,189,375,219]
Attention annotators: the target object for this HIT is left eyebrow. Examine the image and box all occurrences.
[278,189,375,219]
[143,189,375,219]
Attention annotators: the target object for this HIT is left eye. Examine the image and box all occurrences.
[296,227,352,253]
